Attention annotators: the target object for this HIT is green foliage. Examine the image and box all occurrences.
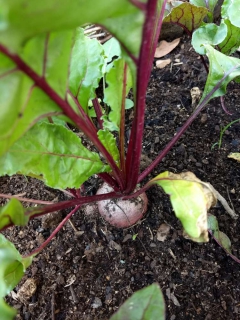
[69,28,105,113]
[0,122,110,189]
[110,283,165,320]
[208,215,232,252]
[97,130,120,166]
[103,58,132,131]
[0,234,33,320]
[221,0,240,27]
[103,37,121,73]
[0,0,144,56]
[190,0,218,14]
[0,198,28,229]
[192,21,228,55]
[201,45,240,102]
[212,118,240,149]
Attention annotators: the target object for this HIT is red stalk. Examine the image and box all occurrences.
[125,0,168,193]
[92,97,104,129]
[24,205,81,258]
[119,63,128,182]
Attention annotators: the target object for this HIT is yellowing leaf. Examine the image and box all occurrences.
[228,153,240,162]
[150,171,217,242]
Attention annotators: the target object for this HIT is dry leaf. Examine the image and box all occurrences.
[156,58,171,69]
[157,223,170,242]
[154,38,180,58]
[228,153,240,162]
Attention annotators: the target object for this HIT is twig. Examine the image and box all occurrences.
[99,34,112,44]
[88,32,106,39]
[69,285,78,303]
[84,26,102,34]
[68,219,78,232]
[0,193,54,205]
[227,187,236,215]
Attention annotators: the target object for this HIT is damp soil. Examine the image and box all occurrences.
[1,35,240,320]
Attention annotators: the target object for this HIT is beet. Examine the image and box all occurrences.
[96,182,148,228]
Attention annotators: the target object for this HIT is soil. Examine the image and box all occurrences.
[1,35,240,320]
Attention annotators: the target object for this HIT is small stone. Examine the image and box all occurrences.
[200,113,208,124]
[92,297,102,309]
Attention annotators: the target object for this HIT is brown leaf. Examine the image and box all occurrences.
[154,38,180,58]
[156,58,171,69]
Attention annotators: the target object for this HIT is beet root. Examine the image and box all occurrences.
[96,182,148,228]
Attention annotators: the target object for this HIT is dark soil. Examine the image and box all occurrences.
[1,35,240,320]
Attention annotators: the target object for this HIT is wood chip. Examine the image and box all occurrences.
[17,278,37,303]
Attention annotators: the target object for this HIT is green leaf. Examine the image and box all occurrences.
[192,21,228,55]
[218,19,240,55]
[190,0,218,14]
[201,45,240,102]
[0,30,74,156]
[208,215,232,252]
[97,130,120,166]
[150,171,211,242]
[69,28,105,113]
[103,37,121,73]
[0,198,28,230]
[0,234,33,320]
[110,283,165,320]
[0,0,144,59]
[0,122,110,189]
[221,0,240,27]
[103,58,132,131]
[163,3,208,34]
[0,234,31,297]
[0,299,16,320]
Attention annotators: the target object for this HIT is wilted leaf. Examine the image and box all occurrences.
[110,283,165,320]
[154,38,180,58]
[150,171,217,242]
[156,59,172,69]
[228,153,240,162]
[163,3,208,34]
